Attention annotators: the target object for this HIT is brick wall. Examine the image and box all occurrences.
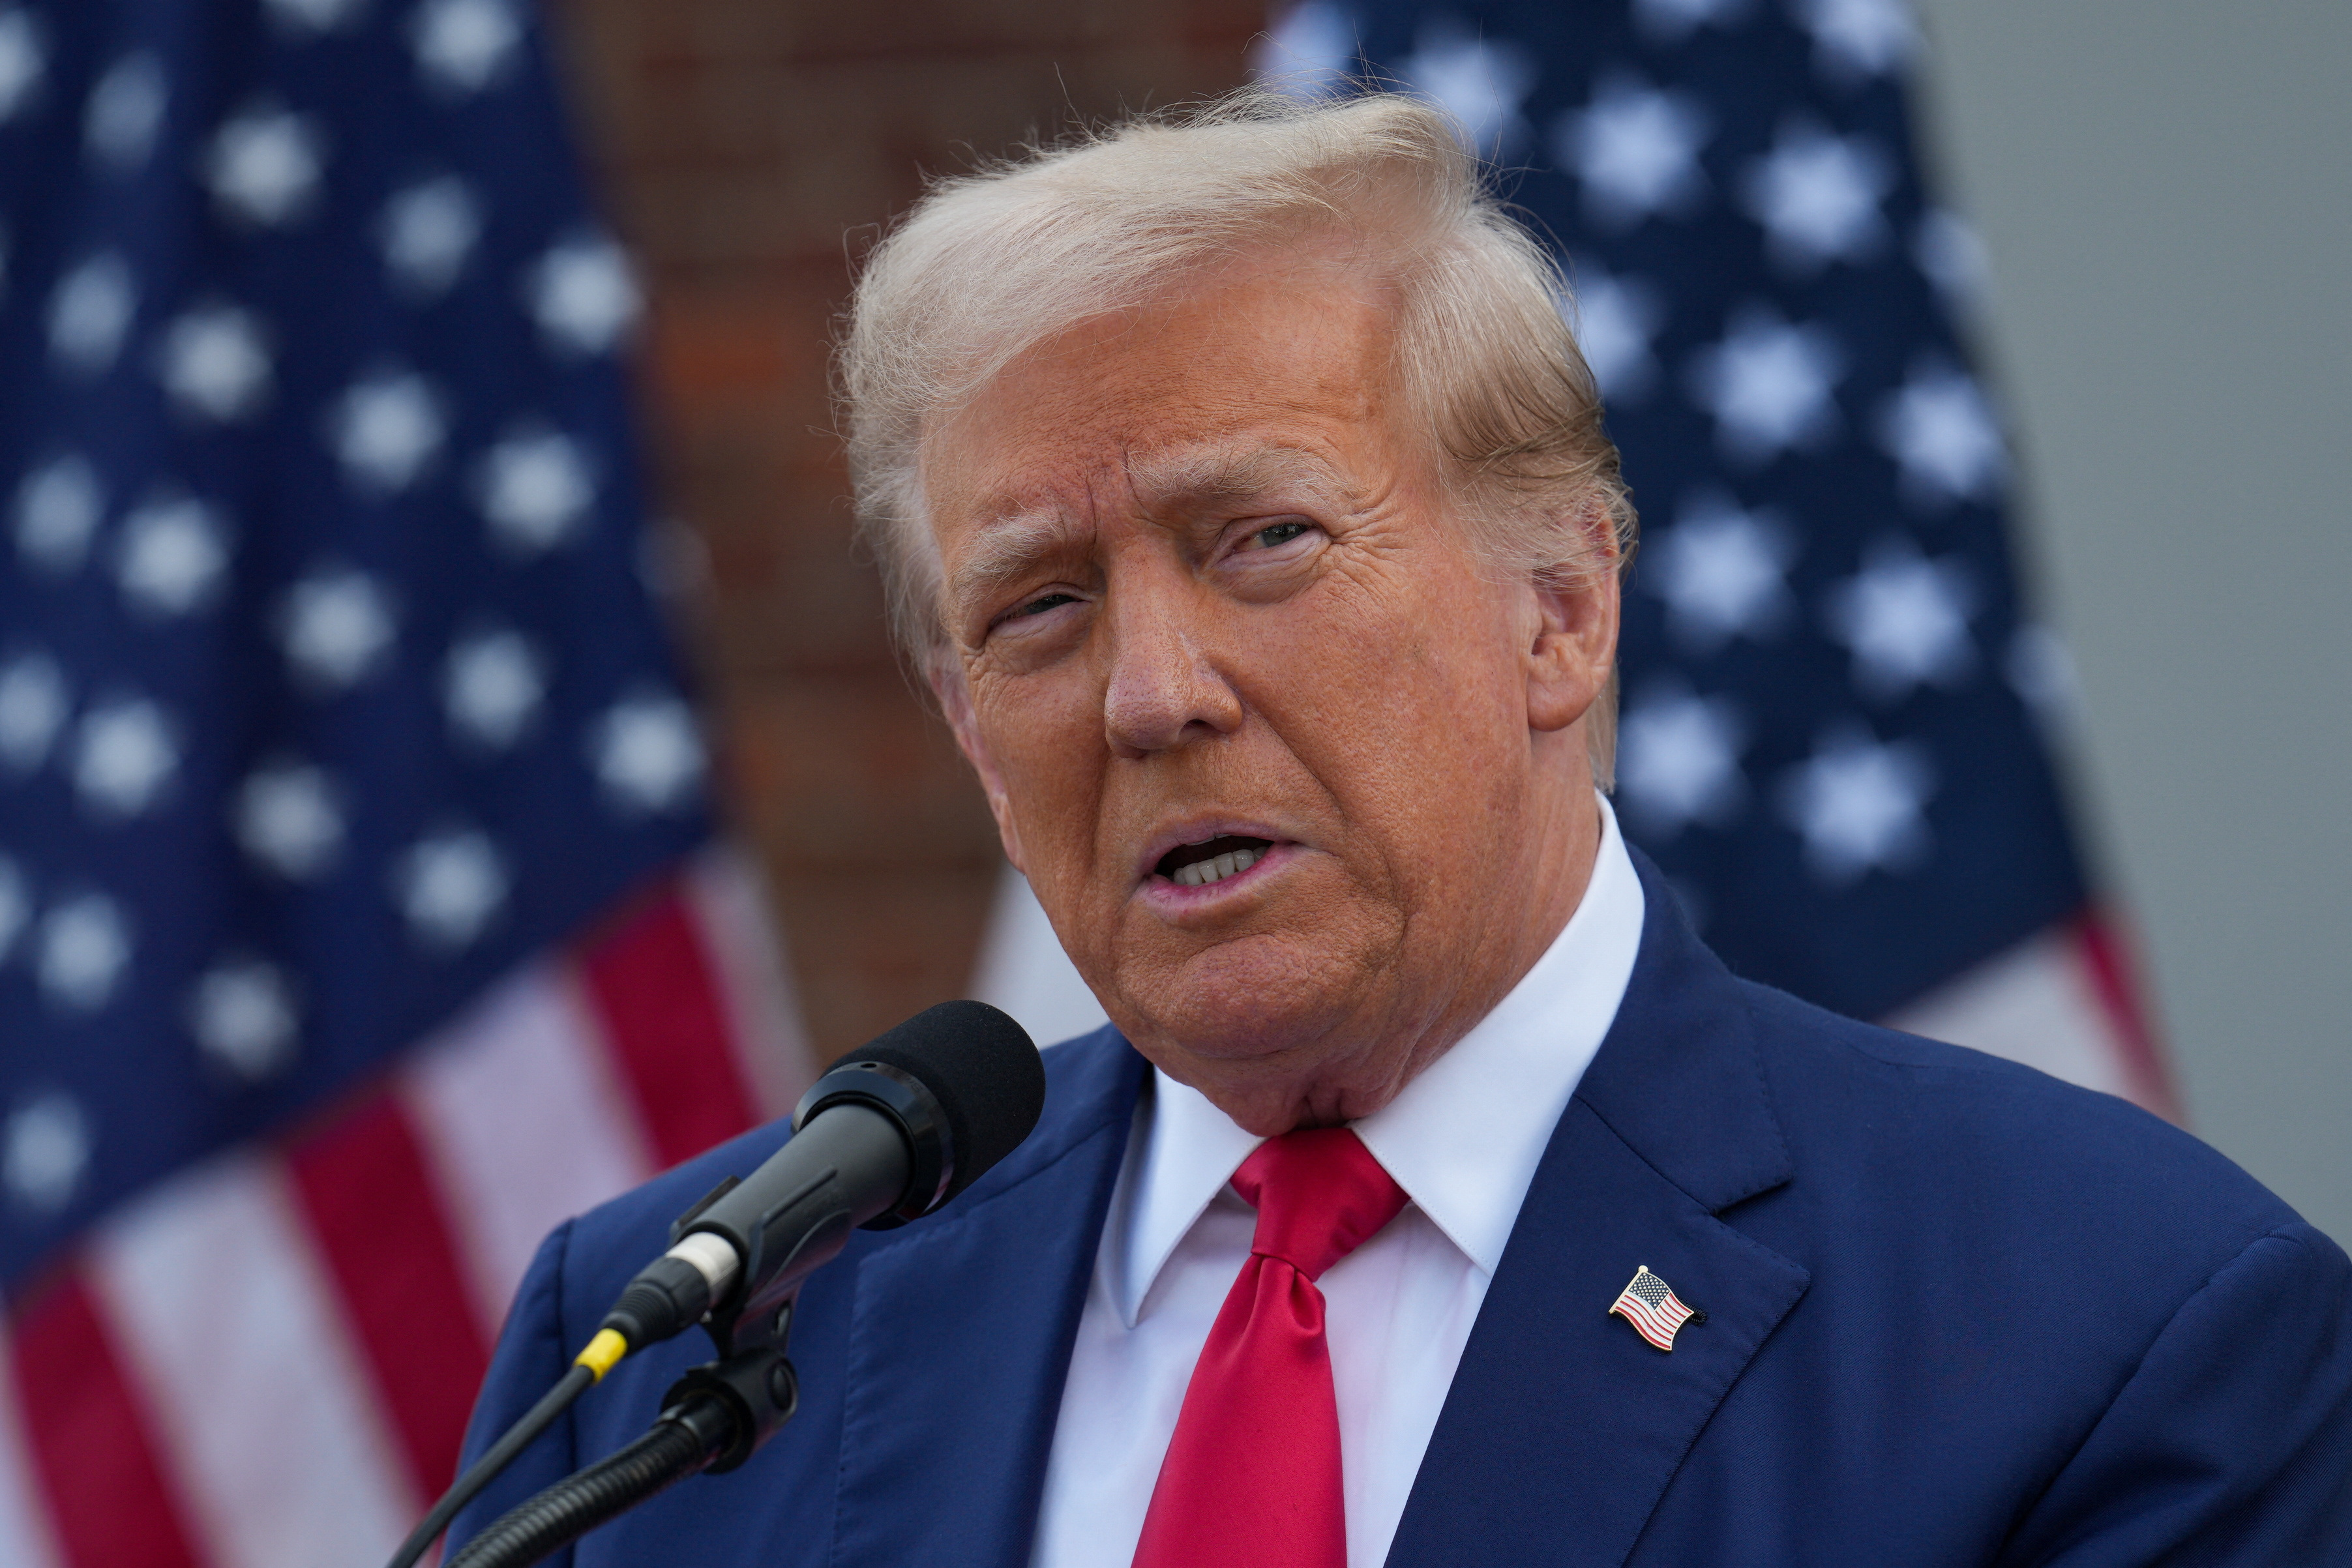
[541,1,1266,1059]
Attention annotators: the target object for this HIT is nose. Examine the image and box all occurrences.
[1100,580,1243,758]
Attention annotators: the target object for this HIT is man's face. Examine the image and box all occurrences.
[923,254,1616,1133]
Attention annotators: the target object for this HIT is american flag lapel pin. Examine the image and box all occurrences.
[1609,1265,1705,1352]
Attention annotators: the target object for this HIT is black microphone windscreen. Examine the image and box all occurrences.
[835,1000,1045,1202]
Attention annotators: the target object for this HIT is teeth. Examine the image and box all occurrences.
[1171,844,1263,889]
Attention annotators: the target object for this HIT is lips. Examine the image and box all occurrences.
[1137,820,1293,890]
[1156,835,1271,887]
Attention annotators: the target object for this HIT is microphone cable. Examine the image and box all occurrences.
[383,1329,632,1568]
[441,1384,737,1568]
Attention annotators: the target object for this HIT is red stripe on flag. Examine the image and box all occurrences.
[576,881,759,1170]
[2072,910,2180,1122]
[9,1272,203,1568]
[285,1089,491,1501]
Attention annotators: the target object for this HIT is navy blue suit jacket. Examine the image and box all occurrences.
[451,858,2352,1564]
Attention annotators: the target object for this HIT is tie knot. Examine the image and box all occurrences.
[1230,1128,1408,1282]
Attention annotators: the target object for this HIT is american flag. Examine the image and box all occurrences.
[1609,1264,1697,1352]
[985,0,2175,1121]
[0,3,809,1566]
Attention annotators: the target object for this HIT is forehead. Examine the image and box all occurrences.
[917,255,1403,533]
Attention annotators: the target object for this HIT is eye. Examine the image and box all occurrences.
[997,590,1079,627]
[1245,520,1313,550]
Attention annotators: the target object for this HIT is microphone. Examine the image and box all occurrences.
[387,1001,1045,1568]
[594,999,1045,1359]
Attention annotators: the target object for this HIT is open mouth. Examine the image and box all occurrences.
[1154,835,1273,889]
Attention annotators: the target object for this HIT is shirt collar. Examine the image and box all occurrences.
[1104,795,1646,1326]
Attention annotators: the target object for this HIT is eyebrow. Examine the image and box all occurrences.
[1122,442,1342,514]
[949,512,1081,619]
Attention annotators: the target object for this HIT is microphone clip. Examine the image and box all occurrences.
[664,1169,811,1366]
[654,1337,800,1476]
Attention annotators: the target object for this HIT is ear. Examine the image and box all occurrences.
[1525,505,1622,735]
[931,658,1028,874]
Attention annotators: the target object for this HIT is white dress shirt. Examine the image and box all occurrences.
[1030,795,1646,1568]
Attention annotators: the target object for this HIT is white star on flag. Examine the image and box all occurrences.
[1252,1,1358,100]
[12,454,103,576]
[204,104,325,227]
[591,692,706,816]
[394,827,508,951]
[2006,623,2081,724]
[35,891,134,1012]
[380,175,482,295]
[70,697,179,819]
[261,0,367,33]
[117,494,233,617]
[1399,21,1537,155]
[1794,0,1917,81]
[1634,0,1748,38]
[1650,492,1796,649]
[1824,537,1977,698]
[478,427,597,554]
[278,568,398,690]
[234,760,344,880]
[3,1093,89,1215]
[158,303,273,422]
[1914,208,1989,314]
[189,958,301,1082]
[85,53,168,171]
[1878,361,2005,505]
[1562,265,1665,403]
[445,627,547,748]
[0,8,44,125]
[413,0,523,95]
[1556,72,1709,228]
[1688,306,1843,462]
[0,652,68,774]
[1742,119,1890,271]
[47,252,138,377]
[1619,686,1746,836]
[528,234,640,357]
[1781,726,1935,884]
[328,369,445,494]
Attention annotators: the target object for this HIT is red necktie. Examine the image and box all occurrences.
[1130,1127,1410,1568]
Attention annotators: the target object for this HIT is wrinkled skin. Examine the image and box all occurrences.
[922,252,1620,1135]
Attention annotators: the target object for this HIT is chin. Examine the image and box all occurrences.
[1104,930,1373,1067]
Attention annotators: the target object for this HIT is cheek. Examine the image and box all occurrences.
[1243,564,1530,847]
[971,672,1109,866]
[972,662,1086,769]
[1268,554,1523,725]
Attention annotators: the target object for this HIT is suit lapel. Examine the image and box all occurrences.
[1388,853,1811,1568]
[829,1033,1146,1568]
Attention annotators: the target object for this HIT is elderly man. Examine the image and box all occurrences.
[453,95,2351,1566]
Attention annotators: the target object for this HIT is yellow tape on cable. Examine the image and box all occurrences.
[574,1328,629,1382]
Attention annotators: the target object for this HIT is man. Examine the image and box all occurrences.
[452,94,2351,1565]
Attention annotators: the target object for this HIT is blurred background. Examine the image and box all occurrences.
[0,2,2342,1565]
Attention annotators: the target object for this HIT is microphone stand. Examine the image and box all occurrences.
[445,1187,835,1568]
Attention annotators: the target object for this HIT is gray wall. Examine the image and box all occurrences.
[1911,3,2350,1238]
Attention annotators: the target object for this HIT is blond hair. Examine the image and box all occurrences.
[839,90,1636,777]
